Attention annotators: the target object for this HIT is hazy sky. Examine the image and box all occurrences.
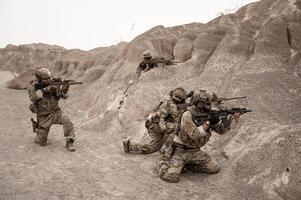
[0,0,257,50]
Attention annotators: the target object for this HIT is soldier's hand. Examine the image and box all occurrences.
[36,90,43,99]
[159,121,168,131]
[166,123,175,129]
[231,112,241,123]
[202,121,210,131]
[43,85,57,93]
[211,92,218,101]
[61,84,69,93]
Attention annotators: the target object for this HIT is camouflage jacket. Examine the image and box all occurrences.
[137,58,158,75]
[174,107,230,149]
[27,80,68,115]
[137,57,172,76]
[145,99,180,133]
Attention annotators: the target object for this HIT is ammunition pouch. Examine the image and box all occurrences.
[171,141,199,150]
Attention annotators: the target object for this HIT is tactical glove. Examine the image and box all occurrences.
[230,112,241,123]
[159,121,167,131]
[61,84,70,93]
[36,90,43,99]
[202,121,210,131]
[42,85,57,93]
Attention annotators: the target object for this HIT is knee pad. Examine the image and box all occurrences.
[203,159,220,174]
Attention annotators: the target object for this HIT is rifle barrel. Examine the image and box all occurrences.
[50,81,83,85]
[216,96,247,102]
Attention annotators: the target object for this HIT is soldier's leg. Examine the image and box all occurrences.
[155,151,185,183]
[53,111,75,151]
[35,115,53,146]
[128,130,165,154]
[186,150,220,174]
[53,111,75,139]
[159,133,175,154]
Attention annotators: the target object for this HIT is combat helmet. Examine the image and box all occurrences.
[35,68,51,79]
[170,87,187,102]
[191,91,212,106]
[142,51,152,59]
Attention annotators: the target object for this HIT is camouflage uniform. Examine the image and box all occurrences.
[27,68,75,151]
[128,99,179,154]
[136,51,173,77]
[124,88,187,154]
[155,93,234,183]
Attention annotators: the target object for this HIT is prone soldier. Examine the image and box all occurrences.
[136,51,180,77]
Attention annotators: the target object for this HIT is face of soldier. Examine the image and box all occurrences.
[39,77,51,84]
[172,94,184,104]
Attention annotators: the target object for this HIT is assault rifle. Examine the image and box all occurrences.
[35,78,83,90]
[192,107,252,127]
[49,78,83,86]
[176,95,248,111]
[157,57,182,67]
[34,78,83,96]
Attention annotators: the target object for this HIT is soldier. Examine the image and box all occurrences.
[27,68,75,152]
[123,87,187,154]
[155,92,241,183]
[136,51,175,77]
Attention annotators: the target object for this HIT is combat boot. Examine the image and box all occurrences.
[34,137,47,146]
[66,139,75,152]
[123,139,130,153]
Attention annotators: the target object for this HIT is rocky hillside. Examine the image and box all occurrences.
[1,0,301,199]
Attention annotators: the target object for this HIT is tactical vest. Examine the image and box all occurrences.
[175,109,212,149]
[36,93,60,115]
[29,81,61,115]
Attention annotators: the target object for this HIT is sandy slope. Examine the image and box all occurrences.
[1,0,301,199]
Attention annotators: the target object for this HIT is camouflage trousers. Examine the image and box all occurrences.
[129,124,174,154]
[35,110,75,145]
[155,147,220,183]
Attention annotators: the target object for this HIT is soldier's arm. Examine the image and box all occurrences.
[136,62,144,75]
[143,64,150,73]
[157,101,174,131]
[158,102,169,131]
[59,84,69,99]
[27,83,41,102]
[60,93,69,99]
[180,111,204,140]
[150,58,159,68]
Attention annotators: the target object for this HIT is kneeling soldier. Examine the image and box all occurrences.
[27,68,75,152]
[123,87,187,154]
[155,92,241,182]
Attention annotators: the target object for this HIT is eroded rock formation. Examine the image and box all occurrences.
[1,0,300,199]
